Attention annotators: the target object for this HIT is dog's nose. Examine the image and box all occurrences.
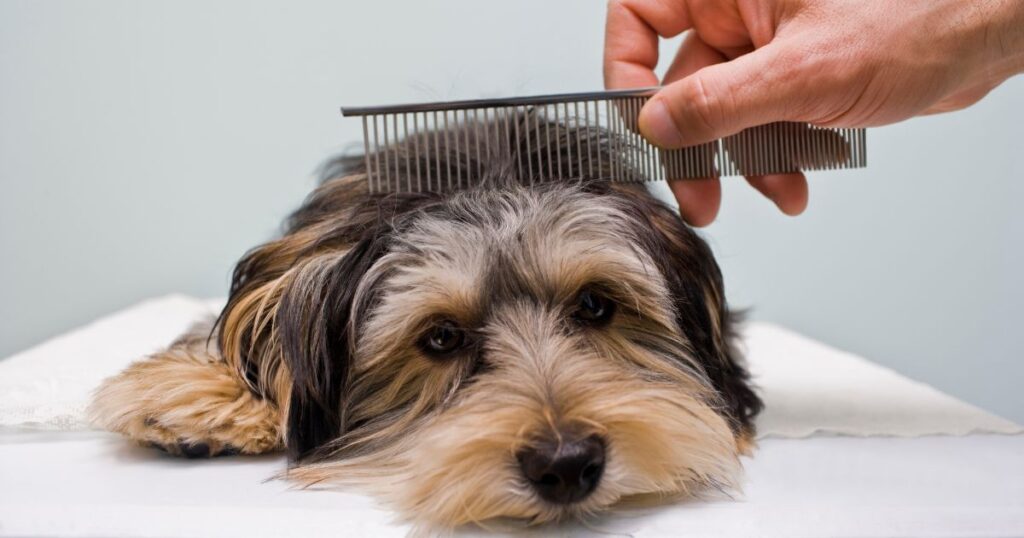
[517,434,605,504]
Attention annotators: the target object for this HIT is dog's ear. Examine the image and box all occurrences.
[217,175,375,399]
[276,233,391,461]
[606,184,763,437]
[218,171,436,461]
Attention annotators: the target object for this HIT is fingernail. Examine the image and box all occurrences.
[640,98,684,148]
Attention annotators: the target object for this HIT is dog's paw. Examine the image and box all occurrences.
[135,417,245,458]
[88,346,282,457]
[148,438,241,459]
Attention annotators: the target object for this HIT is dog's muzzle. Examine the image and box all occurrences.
[516,433,605,504]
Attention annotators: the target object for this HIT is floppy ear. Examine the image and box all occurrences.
[606,184,763,437]
[276,234,392,460]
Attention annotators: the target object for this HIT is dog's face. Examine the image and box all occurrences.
[263,179,760,528]
[212,115,760,529]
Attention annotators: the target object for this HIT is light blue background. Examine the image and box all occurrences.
[2,0,1021,422]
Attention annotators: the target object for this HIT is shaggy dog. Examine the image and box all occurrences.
[89,112,762,531]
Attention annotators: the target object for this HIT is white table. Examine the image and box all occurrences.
[1,296,1021,537]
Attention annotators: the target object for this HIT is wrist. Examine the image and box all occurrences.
[980,0,1024,79]
[1002,0,1024,72]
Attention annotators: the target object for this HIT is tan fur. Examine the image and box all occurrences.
[91,173,759,531]
[88,325,283,456]
[287,304,739,530]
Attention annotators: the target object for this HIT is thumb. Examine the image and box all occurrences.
[639,43,805,148]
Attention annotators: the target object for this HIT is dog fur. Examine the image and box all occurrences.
[89,110,762,530]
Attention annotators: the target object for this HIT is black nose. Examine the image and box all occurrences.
[517,434,605,504]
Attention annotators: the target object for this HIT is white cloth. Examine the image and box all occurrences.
[745,324,1022,437]
[2,296,1022,538]
[0,294,1019,437]
[0,432,1021,537]
[0,295,215,431]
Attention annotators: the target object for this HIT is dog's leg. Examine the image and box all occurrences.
[88,326,282,458]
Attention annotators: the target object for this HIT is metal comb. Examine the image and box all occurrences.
[341,87,866,194]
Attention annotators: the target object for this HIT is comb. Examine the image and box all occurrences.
[341,87,866,194]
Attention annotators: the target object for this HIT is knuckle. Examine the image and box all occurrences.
[606,0,629,15]
[677,77,723,140]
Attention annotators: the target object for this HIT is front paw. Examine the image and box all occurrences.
[134,417,239,458]
[88,349,283,457]
[148,437,241,459]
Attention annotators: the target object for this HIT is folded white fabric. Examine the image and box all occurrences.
[0,295,216,431]
[746,324,1021,437]
[0,294,1019,437]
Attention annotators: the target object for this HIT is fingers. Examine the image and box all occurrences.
[670,173,807,226]
[604,0,692,89]
[668,177,721,227]
[638,42,803,147]
[660,33,727,227]
[661,30,728,84]
[607,4,809,223]
[745,173,808,216]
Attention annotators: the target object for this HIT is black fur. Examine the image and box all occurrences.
[598,182,762,434]
[276,232,393,461]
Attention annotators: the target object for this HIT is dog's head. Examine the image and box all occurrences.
[220,114,760,529]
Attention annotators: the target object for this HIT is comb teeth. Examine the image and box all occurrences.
[343,88,866,194]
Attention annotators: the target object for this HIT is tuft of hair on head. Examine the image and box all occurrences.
[318,107,644,195]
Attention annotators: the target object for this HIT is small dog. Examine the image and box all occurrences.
[90,112,761,530]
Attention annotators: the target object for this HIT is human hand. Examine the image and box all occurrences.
[604,0,1024,226]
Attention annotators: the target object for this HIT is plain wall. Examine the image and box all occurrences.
[1,0,1021,422]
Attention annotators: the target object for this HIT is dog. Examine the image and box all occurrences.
[89,111,762,530]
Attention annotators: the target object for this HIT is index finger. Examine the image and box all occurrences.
[603,0,693,89]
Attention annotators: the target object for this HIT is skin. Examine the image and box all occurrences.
[604,0,1024,226]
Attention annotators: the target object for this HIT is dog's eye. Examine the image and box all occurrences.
[421,320,465,357]
[573,288,615,325]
